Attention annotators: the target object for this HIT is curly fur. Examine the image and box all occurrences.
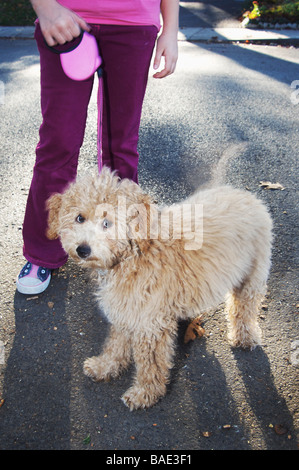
[47,167,273,410]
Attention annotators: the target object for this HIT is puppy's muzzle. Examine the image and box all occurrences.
[76,244,91,259]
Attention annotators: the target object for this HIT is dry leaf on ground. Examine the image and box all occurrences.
[259,181,285,190]
[274,424,288,435]
[184,317,205,344]
[222,424,231,430]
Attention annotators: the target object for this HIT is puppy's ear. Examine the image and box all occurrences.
[46,193,63,239]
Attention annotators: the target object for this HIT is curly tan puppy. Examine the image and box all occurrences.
[47,167,272,410]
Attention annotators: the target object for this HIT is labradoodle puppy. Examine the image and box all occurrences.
[47,167,272,410]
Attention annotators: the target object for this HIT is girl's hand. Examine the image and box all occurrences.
[153,0,179,79]
[153,32,178,79]
[31,0,90,46]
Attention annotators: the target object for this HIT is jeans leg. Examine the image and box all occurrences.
[23,24,94,268]
[95,25,158,183]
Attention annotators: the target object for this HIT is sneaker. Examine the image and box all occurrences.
[16,262,51,295]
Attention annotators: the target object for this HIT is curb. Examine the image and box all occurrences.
[0,25,299,44]
[0,26,35,39]
[179,26,299,43]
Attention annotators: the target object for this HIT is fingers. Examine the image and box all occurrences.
[41,11,90,46]
[153,34,178,79]
[153,55,176,79]
[76,16,91,33]
[44,20,82,46]
[46,28,78,46]
[153,48,162,74]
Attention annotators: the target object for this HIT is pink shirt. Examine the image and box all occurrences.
[58,1,161,30]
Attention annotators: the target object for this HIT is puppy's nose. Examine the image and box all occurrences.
[76,244,91,259]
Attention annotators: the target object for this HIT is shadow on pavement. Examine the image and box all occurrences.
[1,273,72,449]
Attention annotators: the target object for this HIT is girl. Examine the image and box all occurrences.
[16,0,179,294]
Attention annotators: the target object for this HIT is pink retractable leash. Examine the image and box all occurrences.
[47,31,104,172]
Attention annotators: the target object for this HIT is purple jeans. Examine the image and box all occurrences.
[23,23,157,269]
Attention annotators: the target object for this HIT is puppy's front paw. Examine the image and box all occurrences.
[83,356,111,382]
[121,385,163,410]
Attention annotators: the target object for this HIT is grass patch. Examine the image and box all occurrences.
[0,1,36,26]
[242,0,299,23]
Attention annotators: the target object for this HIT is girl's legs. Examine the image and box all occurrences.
[21,23,157,274]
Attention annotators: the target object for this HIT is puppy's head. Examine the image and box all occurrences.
[46,167,155,269]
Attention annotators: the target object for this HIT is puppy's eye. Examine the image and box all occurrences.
[76,214,85,224]
[103,218,112,230]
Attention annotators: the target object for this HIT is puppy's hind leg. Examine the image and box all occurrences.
[226,248,271,350]
[226,286,263,350]
[84,325,132,381]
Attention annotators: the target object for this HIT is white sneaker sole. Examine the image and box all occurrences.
[16,274,51,295]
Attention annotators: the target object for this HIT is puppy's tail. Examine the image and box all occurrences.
[210,142,248,186]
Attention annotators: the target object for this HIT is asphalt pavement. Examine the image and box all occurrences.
[0,1,298,452]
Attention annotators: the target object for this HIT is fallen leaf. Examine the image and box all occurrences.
[259,181,285,190]
[274,424,288,435]
[83,434,91,444]
[222,424,231,430]
[47,301,54,309]
[184,317,205,344]
[0,399,5,408]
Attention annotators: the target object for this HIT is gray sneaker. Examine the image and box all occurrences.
[16,262,51,295]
